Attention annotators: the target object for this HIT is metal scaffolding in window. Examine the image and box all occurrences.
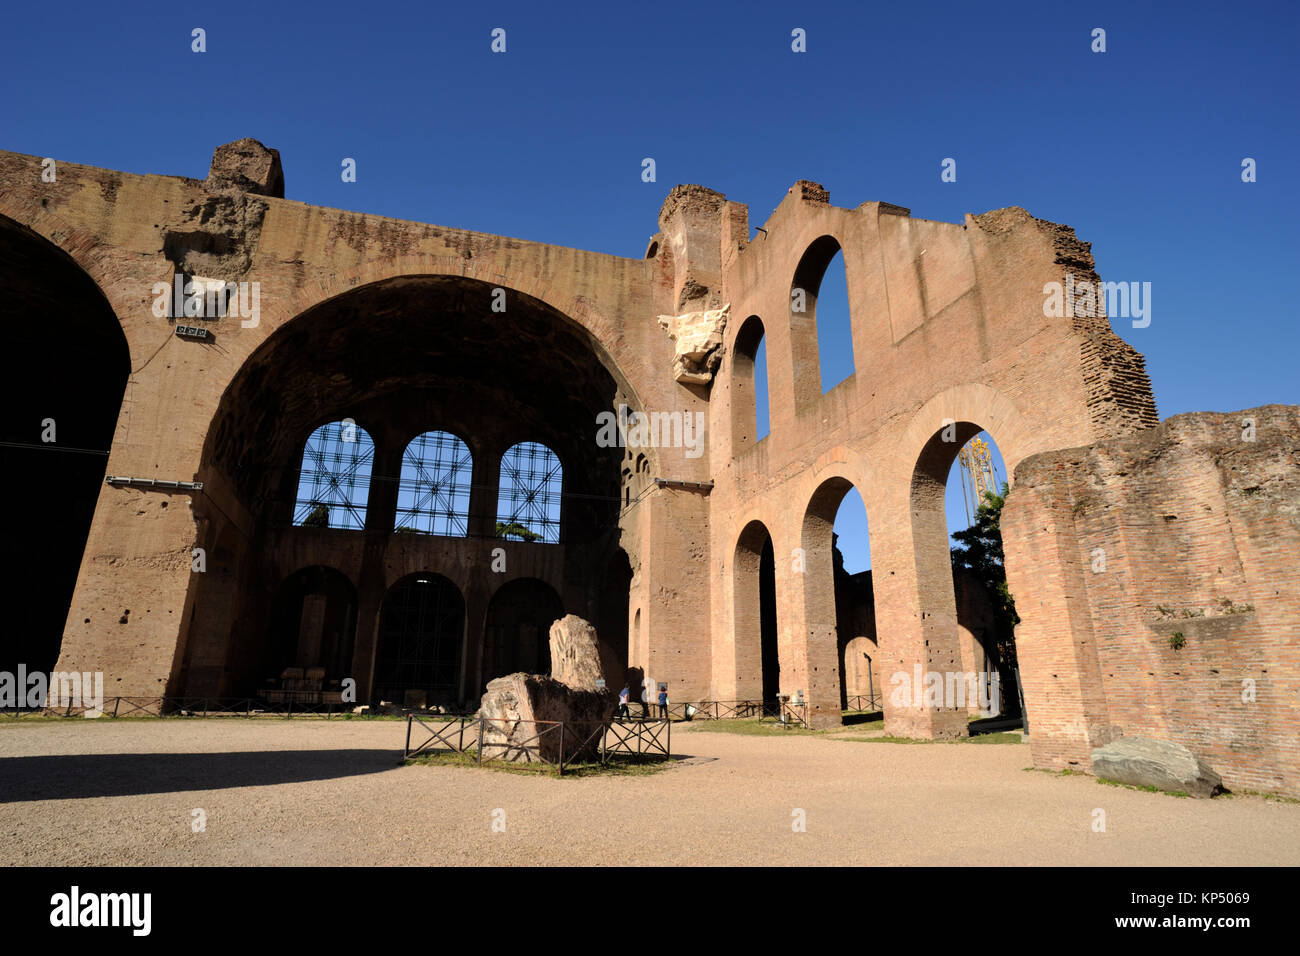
[496,441,563,544]
[374,574,465,704]
[394,430,473,537]
[292,420,375,530]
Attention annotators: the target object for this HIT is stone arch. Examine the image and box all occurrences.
[267,262,648,418]
[482,577,565,689]
[907,417,1021,735]
[195,273,647,548]
[0,202,139,365]
[0,213,131,678]
[898,382,1036,481]
[733,519,779,704]
[798,474,869,726]
[373,572,466,708]
[260,565,358,692]
[182,272,643,706]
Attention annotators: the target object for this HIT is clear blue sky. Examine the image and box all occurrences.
[4,0,1295,573]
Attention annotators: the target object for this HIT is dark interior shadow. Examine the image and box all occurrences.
[841,711,884,726]
[0,749,398,803]
[968,715,1025,736]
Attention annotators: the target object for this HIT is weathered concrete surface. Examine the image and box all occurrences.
[1091,737,1224,798]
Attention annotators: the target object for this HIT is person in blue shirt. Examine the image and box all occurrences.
[657,686,668,719]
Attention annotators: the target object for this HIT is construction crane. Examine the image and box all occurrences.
[956,435,1001,526]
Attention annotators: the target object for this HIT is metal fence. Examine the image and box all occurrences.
[5,694,871,727]
[844,693,883,712]
[660,698,811,728]
[402,713,671,775]
[0,696,361,719]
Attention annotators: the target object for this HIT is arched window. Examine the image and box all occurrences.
[732,315,771,449]
[815,246,854,393]
[496,441,562,544]
[790,236,855,408]
[394,430,473,536]
[293,420,374,530]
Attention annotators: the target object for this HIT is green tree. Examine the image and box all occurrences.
[951,482,1019,667]
[495,520,541,543]
[302,503,330,528]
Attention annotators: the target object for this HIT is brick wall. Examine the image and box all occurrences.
[1004,405,1300,796]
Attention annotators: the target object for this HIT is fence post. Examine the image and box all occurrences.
[558,722,566,776]
[477,718,484,765]
[404,714,412,759]
[112,697,120,718]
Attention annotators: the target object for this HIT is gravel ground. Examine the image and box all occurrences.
[1,719,1297,866]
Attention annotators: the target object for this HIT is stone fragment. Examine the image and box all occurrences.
[656,304,729,385]
[1090,737,1223,798]
[478,673,614,763]
[476,614,614,763]
[205,138,284,198]
[548,613,606,691]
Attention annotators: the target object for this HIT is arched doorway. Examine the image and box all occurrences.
[482,578,564,687]
[374,573,466,707]
[734,520,779,704]
[821,484,878,713]
[260,566,357,694]
[186,275,637,700]
[0,217,129,678]
[911,424,1022,728]
[800,476,873,727]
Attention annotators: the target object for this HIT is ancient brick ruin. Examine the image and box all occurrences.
[1,138,1293,795]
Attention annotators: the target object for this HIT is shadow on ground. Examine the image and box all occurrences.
[0,749,398,803]
[841,712,884,726]
[969,716,1025,736]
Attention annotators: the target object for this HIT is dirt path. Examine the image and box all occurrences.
[2,719,1296,866]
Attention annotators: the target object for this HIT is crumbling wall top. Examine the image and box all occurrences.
[206,138,284,198]
[788,179,830,203]
[658,184,727,228]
